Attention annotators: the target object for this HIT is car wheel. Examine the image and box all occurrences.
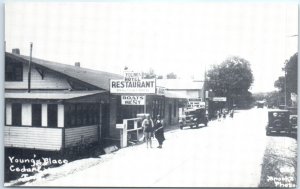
[190,126,193,129]
[266,131,270,136]
[180,126,183,130]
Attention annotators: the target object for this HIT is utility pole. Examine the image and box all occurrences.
[28,42,33,93]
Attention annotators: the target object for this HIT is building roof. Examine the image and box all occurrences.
[156,79,204,90]
[5,90,106,100]
[6,52,123,91]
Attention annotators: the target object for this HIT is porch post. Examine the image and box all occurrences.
[22,103,32,126]
[5,103,12,125]
[57,104,64,128]
[41,104,48,127]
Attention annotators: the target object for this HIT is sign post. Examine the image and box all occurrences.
[144,95,147,113]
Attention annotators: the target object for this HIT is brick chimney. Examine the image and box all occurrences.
[75,62,80,67]
[12,48,20,55]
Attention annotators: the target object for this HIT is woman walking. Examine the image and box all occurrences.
[154,115,165,148]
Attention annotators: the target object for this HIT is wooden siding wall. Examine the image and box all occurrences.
[4,126,62,151]
[64,125,98,148]
[5,63,71,90]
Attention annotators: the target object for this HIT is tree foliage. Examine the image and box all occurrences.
[207,56,254,108]
[274,76,285,92]
[275,53,297,94]
[142,68,163,79]
[166,72,177,79]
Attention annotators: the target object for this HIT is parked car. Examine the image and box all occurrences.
[289,114,297,134]
[257,102,264,108]
[266,110,291,136]
[179,108,208,129]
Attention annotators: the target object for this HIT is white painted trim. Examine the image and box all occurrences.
[57,104,64,128]
[5,103,12,125]
[22,104,32,126]
[42,104,47,127]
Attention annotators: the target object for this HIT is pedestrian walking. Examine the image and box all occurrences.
[142,114,154,148]
[217,110,222,121]
[230,109,234,118]
[153,115,165,149]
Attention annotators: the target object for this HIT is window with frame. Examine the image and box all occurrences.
[32,104,42,126]
[11,103,22,126]
[47,104,58,128]
[5,62,23,81]
[65,103,100,127]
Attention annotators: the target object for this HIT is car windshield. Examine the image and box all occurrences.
[185,111,196,116]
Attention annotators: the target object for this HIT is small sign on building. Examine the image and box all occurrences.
[121,95,145,105]
[212,97,227,102]
[156,87,165,95]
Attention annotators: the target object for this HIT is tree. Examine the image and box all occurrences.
[142,68,163,79]
[274,53,297,106]
[207,56,254,108]
[285,53,297,94]
[166,72,177,79]
[274,76,285,92]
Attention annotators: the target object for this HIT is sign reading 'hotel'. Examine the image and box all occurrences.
[110,72,156,94]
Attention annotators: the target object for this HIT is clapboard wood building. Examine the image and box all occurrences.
[4,50,198,151]
[4,50,122,151]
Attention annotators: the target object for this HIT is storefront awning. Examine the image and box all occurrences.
[164,90,198,99]
[5,90,106,100]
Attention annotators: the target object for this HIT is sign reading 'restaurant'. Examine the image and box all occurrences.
[121,96,145,105]
[110,79,156,93]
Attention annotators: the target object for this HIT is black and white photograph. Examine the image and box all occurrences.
[3,1,298,187]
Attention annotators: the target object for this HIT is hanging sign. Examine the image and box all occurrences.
[121,95,145,105]
[156,87,165,95]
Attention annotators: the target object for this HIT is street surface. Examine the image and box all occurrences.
[20,108,292,187]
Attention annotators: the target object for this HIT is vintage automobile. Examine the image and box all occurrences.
[179,108,208,129]
[266,109,292,135]
[289,114,297,134]
[257,101,264,108]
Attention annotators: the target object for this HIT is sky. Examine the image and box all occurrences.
[4,2,298,93]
